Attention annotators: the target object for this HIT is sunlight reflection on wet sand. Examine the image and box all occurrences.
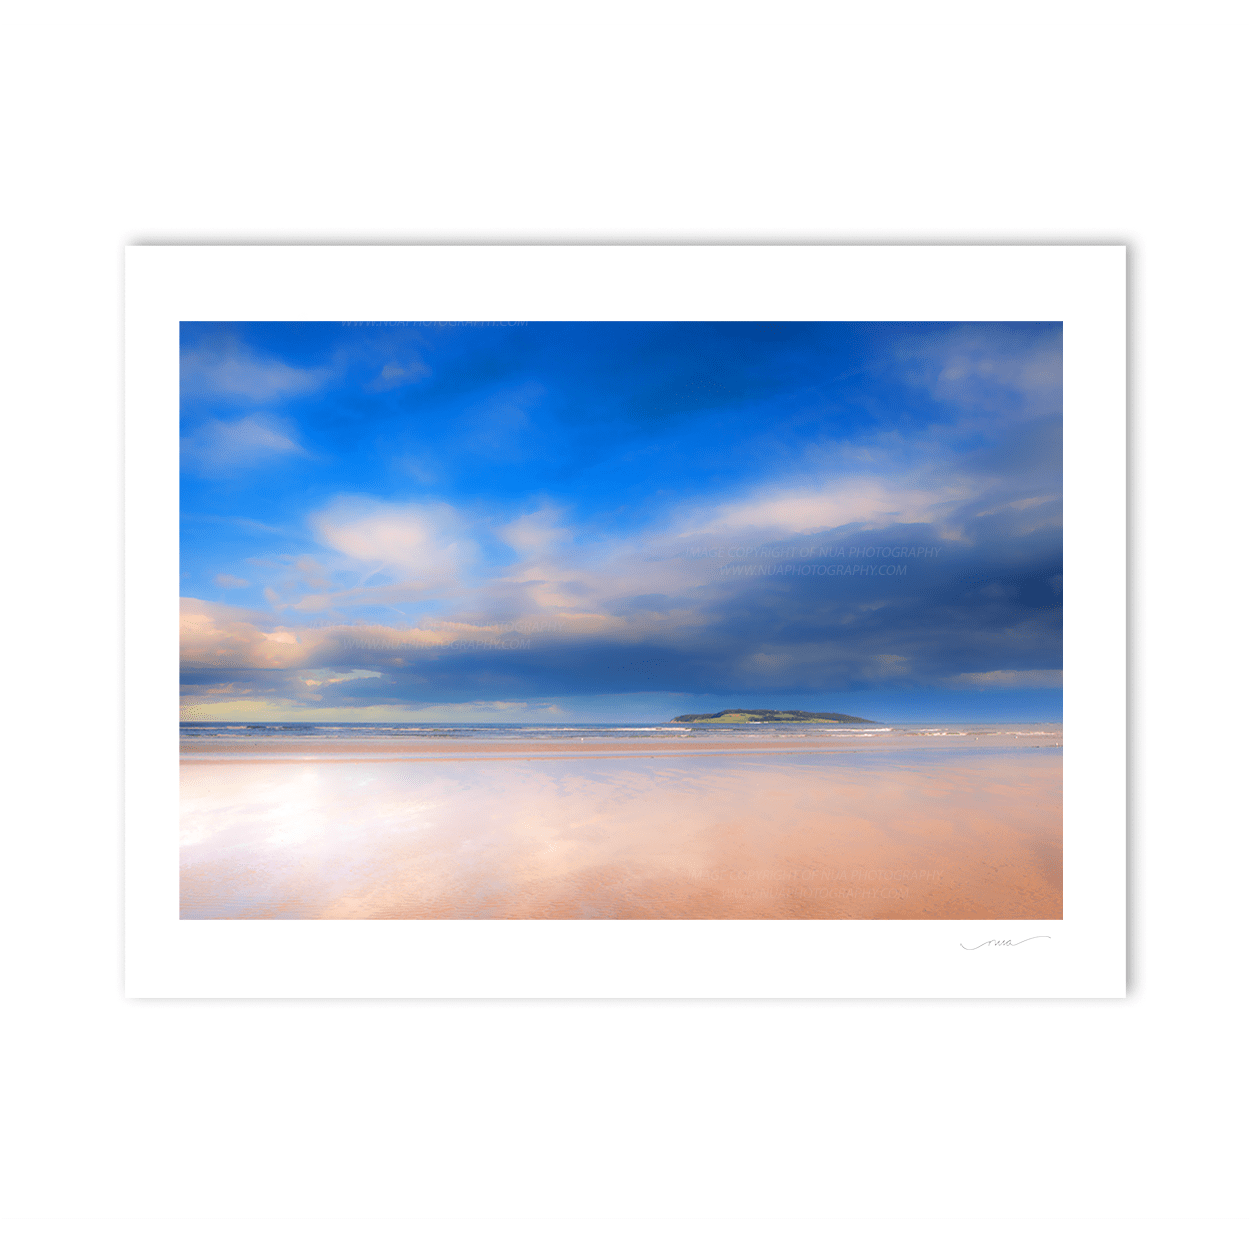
[181,747,1061,919]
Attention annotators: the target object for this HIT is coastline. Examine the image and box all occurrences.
[181,726,1061,763]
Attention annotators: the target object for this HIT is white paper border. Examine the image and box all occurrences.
[125,245,1124,998]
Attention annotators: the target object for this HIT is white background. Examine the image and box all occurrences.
[4,2,1245,1248]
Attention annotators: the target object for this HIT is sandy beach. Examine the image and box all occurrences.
[181,733,1061,920]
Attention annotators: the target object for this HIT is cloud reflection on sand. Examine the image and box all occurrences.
[181,750,1061,920]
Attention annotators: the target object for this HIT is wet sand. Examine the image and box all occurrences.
[181,739,1061,919]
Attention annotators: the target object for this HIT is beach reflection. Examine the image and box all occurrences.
[181,750,1061,920]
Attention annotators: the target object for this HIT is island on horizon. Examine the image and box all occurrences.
[669,708,878,724]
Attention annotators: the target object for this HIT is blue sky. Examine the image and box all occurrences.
[180,321,1062,722]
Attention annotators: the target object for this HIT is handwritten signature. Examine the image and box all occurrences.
[960,936,1051,950]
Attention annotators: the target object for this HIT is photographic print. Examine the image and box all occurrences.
[179,318,1063,922]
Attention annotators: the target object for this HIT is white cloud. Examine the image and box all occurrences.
[294,556,332,590]
[300,669,384,687]
[394,455,439,484]
[898,327,1062,421]
[310,497,478,581]
[182,415,311,475]
[214,573,250,588]
[182,341,332,401]
[945,670,1063,689]
[180,599,313,669]
[498,505,571,558]
[873,654,910,676]
[679,477,965,537]
[368,359,432,391]
[973,495,1060,518]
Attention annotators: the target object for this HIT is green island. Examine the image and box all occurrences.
[669,708,878,724]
